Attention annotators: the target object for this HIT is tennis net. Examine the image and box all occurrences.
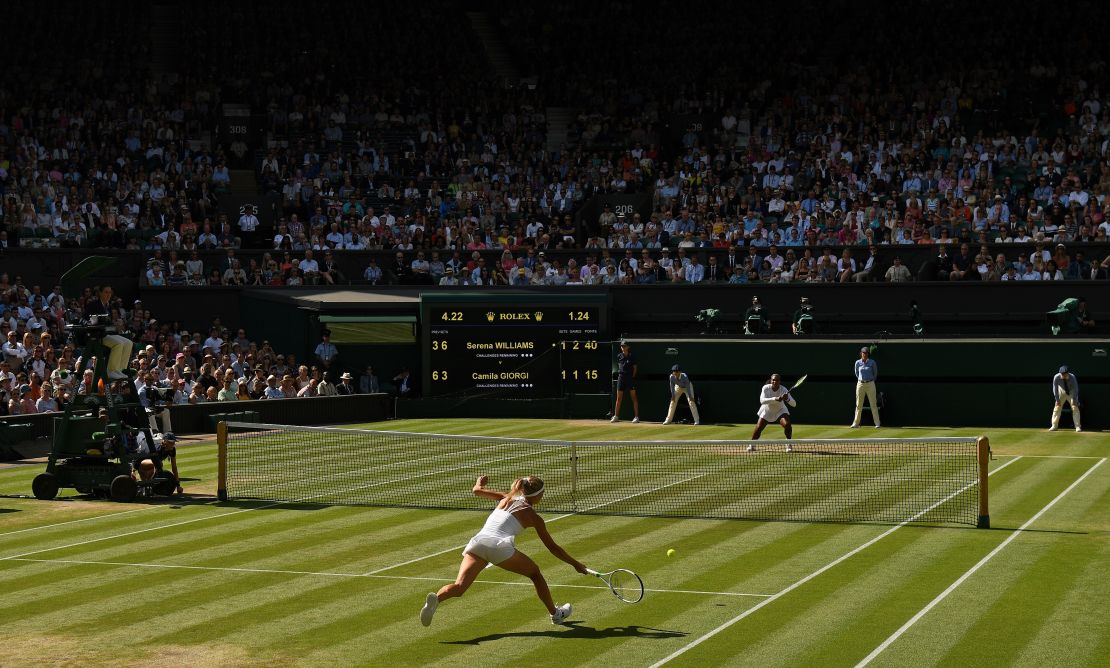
[217,423,990,527]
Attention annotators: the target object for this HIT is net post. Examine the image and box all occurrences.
[570,440,578,512]
[217,421,228,502]
[976,436,990,528]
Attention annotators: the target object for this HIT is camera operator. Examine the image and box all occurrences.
[744,296,770,335]
[134,432,183,496]
[792,297,816,336]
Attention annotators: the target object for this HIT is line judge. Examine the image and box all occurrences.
[850,346,881,428]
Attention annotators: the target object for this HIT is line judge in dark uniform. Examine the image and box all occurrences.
[610,341,640,423]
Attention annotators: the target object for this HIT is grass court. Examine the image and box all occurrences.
[1,419,1108,667]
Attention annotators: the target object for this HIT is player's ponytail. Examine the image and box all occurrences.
[505,476,544,504]
[520,476,544,499]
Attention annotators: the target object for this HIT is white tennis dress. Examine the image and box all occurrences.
[463,497,529,564]
[757,383,796,421]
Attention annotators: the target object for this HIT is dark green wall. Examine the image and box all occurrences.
[609,339,1110,429]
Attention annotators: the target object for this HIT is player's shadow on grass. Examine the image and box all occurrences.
[0,508,19,513]
[443,622,686,645]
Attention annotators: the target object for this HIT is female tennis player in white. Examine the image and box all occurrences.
[750,373,796,450]
[420,475,588,627]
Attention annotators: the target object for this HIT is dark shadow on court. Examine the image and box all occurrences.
[442,622,686,645]
[213,501,333,511]
[899,523,1086,536]
[0,508,20,513]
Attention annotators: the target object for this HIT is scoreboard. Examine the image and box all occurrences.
[421,294,610,397]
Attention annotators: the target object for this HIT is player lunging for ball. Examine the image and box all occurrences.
[420,475,588,627]
[750,373,796,451]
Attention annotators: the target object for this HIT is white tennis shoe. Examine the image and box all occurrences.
[785,444,793,453]
[551,603,572,625]
[420,592,438,626]
[1048,426,1058,431]
[632,417,640,423]
[662,419,672,425]
[610,416,619,423]
[746,444,756,452]
[1075,427,1082,432]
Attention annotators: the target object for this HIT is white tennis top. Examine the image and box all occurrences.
[475,497,530,540]
[757,383,797,420]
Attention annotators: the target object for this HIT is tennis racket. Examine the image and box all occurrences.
[586,568,644,603]
[787,374,808,392]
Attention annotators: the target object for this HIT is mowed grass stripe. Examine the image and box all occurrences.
[843,457,1103,667]
[734,465,1061,668]
[725,460,1047,665]
[0,500,233,558]
[847,458,1105,667]
[119,510,763,661]
[6,512,485,642]
[1011,473,1110,667]
[926,462,1110,667]
[646,455,1028,666]
[622,523,979,668]
[0,507,454,621]
[375,522,874,666]
[2,420,1101,668]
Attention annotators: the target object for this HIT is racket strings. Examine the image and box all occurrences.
[609,569,644,602]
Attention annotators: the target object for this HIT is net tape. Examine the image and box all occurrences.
[223,423,981,525]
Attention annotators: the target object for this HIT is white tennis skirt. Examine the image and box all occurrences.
[463,535,516,564]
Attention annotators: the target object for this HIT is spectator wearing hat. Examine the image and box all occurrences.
[1050,366,1081,432]
[364,257,383,285]
[662,365,699,425]
[439,266,460,286]
[884,256,912,282]
[263,375,283,399]
[336,372,356,395]
[18,384,37,414]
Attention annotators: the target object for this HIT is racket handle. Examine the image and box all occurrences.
[585,568,601,576]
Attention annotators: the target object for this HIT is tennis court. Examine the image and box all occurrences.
[1,419,1107,667]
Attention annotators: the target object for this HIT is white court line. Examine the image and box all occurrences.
[3,556,772,598]
[360,472,709,576]
[1009,454,1104,459]
[0,504,166,538]
[648,456,1024,667]
[0,446,562,562]
[855,457,1106,667]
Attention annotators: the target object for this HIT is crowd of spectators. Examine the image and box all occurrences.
[0,277,387,417]
[3,1,1110,291]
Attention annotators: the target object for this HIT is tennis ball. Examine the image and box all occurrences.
[667,548,676,557]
